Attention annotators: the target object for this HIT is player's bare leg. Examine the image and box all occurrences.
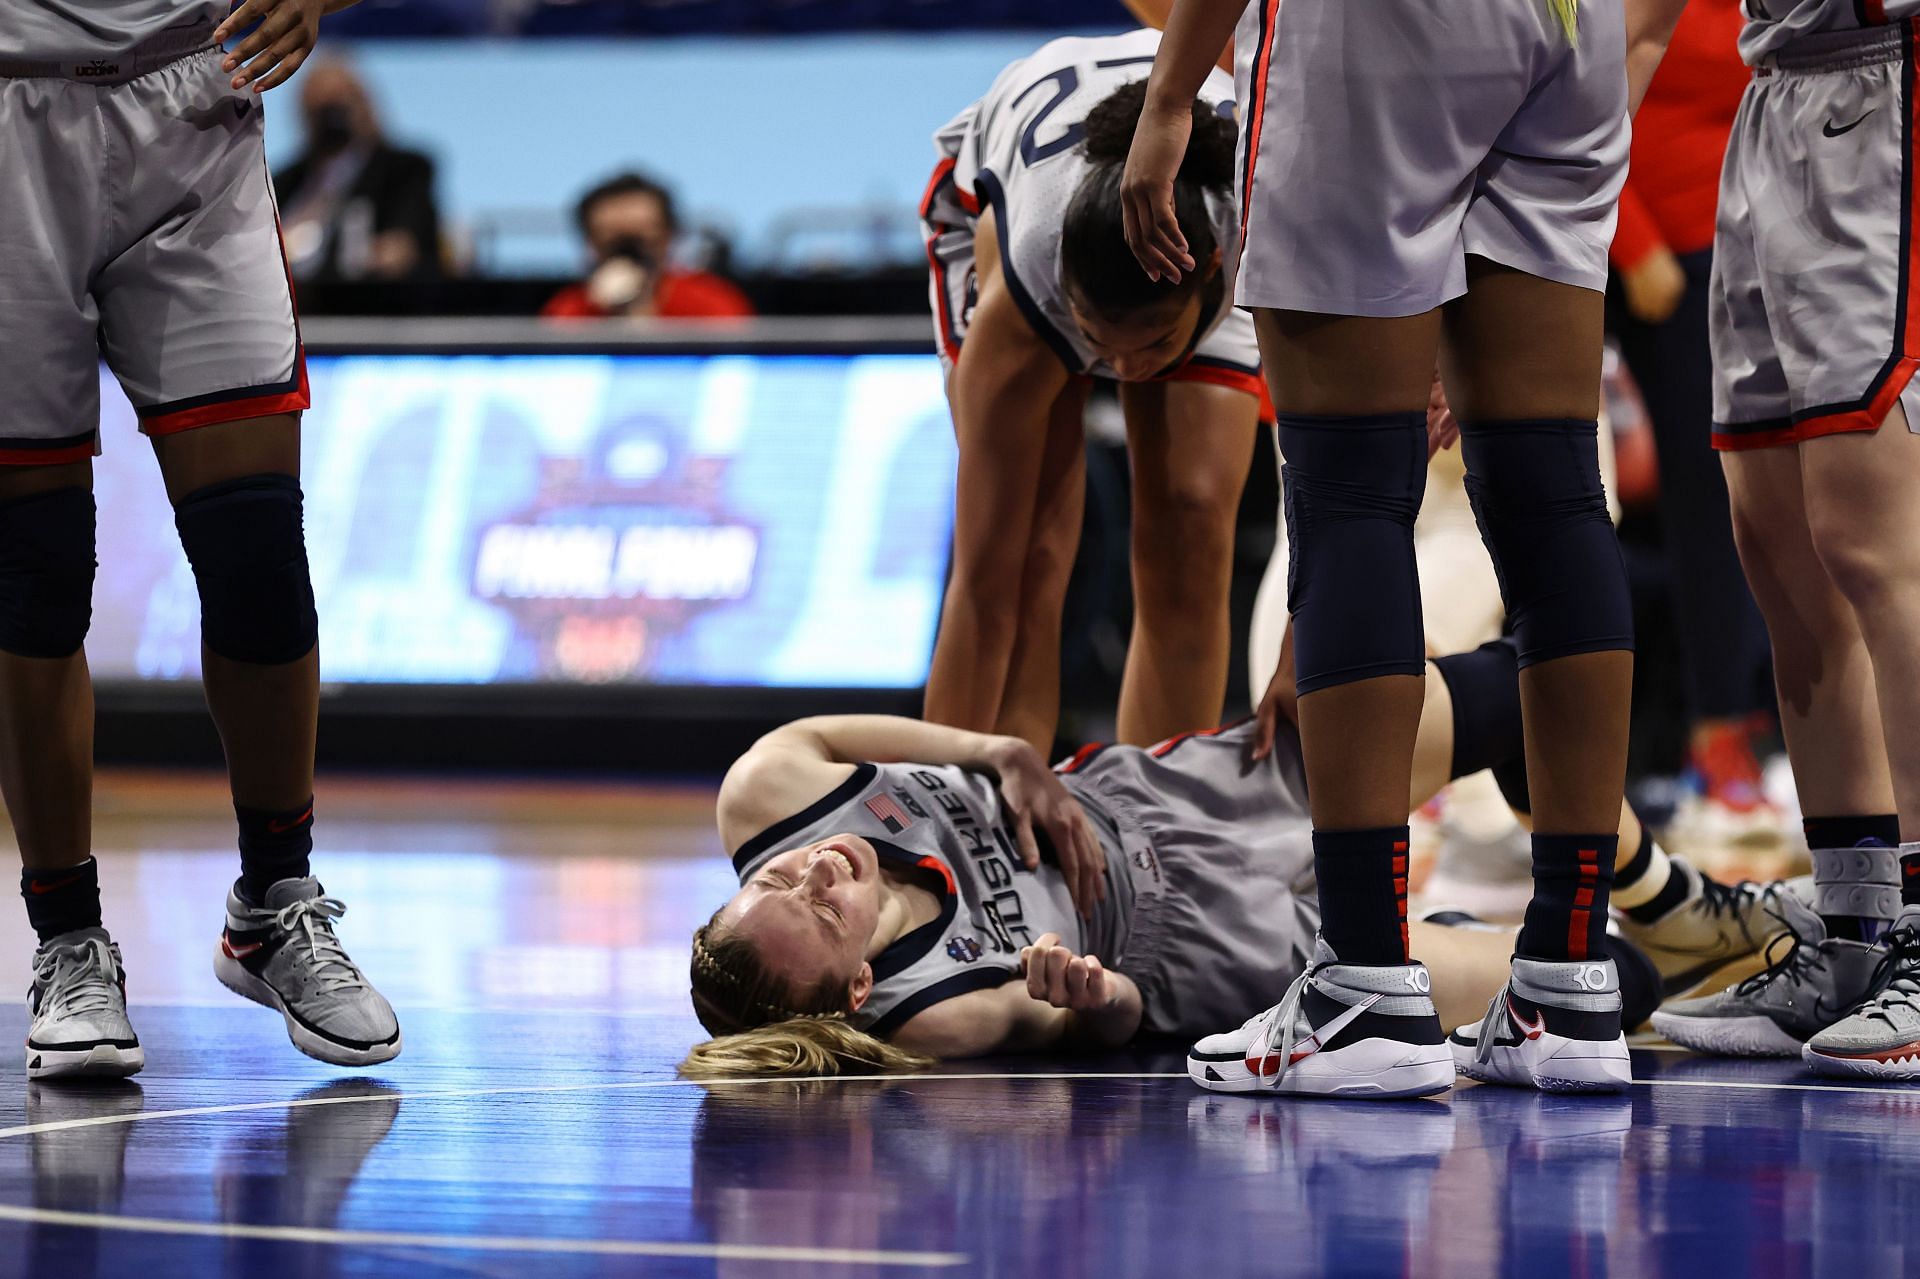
[1722,445,1895,823]
[994,384,1088,754]
[152,413,399,1067]
[1118,380,1257,745]
[1795,407,1920,837]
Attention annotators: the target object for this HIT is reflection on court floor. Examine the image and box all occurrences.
[1,774,1915,1277]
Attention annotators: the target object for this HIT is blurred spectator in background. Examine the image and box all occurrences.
[275,60,443,282]
[543,173,755,320]
[1605,0,1780,845]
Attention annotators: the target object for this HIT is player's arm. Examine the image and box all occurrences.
[719,715,1108,912]
[215,0,367,95]
[924,208,1074,738]
[1120,0,1246,282]
[1625,0,1692,115]
[891,935,1145,1057]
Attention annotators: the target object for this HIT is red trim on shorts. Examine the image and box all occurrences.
[1867,0,1889,24]
[0,441,95,467]
[1159,360,1272,415]
[140,363,311,437]
[1057,742,1105,774]
[921,157,965,364]
[1237,0,1286,257]
[1715,22,1920,451]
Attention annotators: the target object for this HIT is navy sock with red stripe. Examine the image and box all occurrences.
[22,857,101,943]
[1517,834,1618,963]
[1312,827,1411,965]
[236,798,315,906]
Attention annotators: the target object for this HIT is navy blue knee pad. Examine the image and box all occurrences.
[0,487,96,659]
[174,474,318,664]
[1278,412,1428,695]
[1458,419,1633,668]
[1431,637,1523,781]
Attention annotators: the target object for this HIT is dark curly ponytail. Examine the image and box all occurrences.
[1063,79,1239,319]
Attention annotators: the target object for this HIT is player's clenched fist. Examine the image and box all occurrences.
[215,0,361,94]
[1019,934,1112,1012]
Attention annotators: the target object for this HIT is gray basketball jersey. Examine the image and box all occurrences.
[931,29,1258,381]
[0,2,224,63]
[732,720,1322,1041]
[1740,0,1920,62]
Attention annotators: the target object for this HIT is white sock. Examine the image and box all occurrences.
[1610,839,1677,912]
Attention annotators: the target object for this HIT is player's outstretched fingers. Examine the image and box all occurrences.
[250,42,312,94]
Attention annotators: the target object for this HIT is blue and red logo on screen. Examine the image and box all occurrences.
[865,793,914,834]
[947,937,984,964]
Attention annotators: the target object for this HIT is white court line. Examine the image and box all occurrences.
[0,1204,968,1268]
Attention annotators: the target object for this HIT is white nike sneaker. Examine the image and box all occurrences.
[214,877,401,1067]
[26,928,144,1080]
[1449,955,1631,1094]
[1187,938,1453,1100]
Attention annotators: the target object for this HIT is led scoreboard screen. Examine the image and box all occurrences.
[89,352,956,690]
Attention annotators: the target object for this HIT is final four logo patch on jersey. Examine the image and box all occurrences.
[865,793,914,834]
[947,936,984,964]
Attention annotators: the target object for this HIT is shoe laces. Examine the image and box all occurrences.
[1697,876,1765,923]
[1851,925,1920,1024]
[271,896,367,995]
[1253,968,1315,1091]
[1734,916,1823,997]
[33,937,121,1021]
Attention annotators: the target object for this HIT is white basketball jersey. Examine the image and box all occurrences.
[1740,0,1920,62]
[931,30,1260,382]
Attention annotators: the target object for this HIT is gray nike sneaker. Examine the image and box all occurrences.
[214,878,401,1067]
[1803,906,1920,1080]
[1615,861,1812,996]
[26,928,144,1080]
[1651,894,1881,1057]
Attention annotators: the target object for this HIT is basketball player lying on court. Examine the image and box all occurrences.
[683,638,1791,1085]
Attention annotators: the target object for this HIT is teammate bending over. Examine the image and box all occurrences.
[681,640,1782,1086]
[922,30,1270,753]
[0,0,397,1079]
[1120,0,1689,1095]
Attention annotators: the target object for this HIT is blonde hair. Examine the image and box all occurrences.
[1546,0,1579,42]
[680,917,934,1079]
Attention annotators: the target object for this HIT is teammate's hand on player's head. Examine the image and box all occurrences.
[990,739,1108,918]
[1020,935,1111,1012]
[216,0,329,95]
[1120,102,1196,284]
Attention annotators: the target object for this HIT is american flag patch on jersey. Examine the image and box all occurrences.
[865,793,913,834]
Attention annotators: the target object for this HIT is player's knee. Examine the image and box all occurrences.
[0,487,96,659]
[174,474,318,664]
[1278,412,1427,693]
[1459,419,1632,667]
[1805,502,1899,613]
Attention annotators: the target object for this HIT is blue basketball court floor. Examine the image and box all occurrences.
[3,772,1916,1278]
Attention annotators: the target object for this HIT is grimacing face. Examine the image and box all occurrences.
[714,834,885,1011]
